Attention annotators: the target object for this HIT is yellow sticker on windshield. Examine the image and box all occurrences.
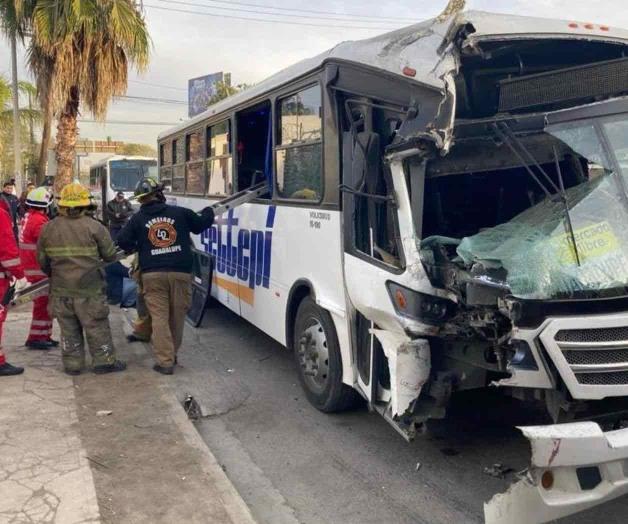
[552,221,619,265]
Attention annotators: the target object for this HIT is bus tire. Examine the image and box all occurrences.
[293,297,359,413]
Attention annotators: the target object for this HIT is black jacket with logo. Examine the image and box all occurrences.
[116,201,214,274]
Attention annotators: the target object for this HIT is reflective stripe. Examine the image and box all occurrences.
[45,246,98,257]
[32,320,52,327]
[24,269,46,277]
[2,257,21,267]
[29,329,51,335]
[21,243,37,251]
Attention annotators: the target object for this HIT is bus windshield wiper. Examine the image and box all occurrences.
[492,122,581,266]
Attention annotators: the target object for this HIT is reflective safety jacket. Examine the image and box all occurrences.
[37,213,118,297]
[0,201,24,281]
[19,210,49,281]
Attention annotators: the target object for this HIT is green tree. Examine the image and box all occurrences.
[1,0,151,194]
[121,143,157,157]
[207,81,252,107]
[0,74,41,179]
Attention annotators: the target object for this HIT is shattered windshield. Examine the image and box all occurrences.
[456,112,628,300]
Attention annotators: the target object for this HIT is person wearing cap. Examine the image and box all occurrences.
[37,182,126,375]
[19,186,58,350]
[106,191,133,240]
[116,177,214,375]
[0,197,25,376]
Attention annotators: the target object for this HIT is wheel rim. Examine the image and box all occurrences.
[297,317,330,394]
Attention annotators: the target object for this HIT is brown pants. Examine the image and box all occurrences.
[142,272,192,367]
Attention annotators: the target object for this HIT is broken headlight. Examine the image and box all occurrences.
[386,281,454,324]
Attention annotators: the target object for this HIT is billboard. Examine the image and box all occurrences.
[188,72,224,118]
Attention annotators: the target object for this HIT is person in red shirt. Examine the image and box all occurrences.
[0,198,25,376]
[19,187,58,349]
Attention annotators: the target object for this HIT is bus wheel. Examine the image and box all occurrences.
[293,297,358,412]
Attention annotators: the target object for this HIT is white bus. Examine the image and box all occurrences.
[159,10,628,521]
[89,155,157,222]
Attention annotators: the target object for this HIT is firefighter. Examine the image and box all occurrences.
[117,178,214,375]
[37,182,126,375]
[0,198,25,376]
[19,186,59,350]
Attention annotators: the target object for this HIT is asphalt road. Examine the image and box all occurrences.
[160,303,628,524]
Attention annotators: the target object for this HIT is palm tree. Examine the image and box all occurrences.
[1,1,150,193]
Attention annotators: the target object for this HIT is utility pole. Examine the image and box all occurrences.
[10,31,22,190]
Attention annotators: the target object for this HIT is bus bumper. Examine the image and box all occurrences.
[485,421,628,523]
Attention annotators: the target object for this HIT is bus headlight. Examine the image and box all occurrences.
[386,282,454,324]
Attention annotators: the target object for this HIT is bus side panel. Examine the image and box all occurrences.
[232,204,346,347]
[164,195,353,383]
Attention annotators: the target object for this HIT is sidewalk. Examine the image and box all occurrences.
[0,305,256,524]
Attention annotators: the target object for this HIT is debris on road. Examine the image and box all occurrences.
[415,462,422,472]
[483,463,514,479]
[183,394,201,420]
[96,410,113,417]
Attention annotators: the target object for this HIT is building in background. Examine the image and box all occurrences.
[46,138,156,184]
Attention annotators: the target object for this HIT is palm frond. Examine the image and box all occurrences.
[29,0,151,120]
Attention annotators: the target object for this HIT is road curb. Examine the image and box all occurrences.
[161,384,258,524]
[120,308,257,524]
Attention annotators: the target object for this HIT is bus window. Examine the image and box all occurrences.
[186,130,203,162]
[172,139,179,164]
[207,120,232,196]
[160,166,173,190]
[172,165,185,193]
[171,138,185,193]
[186,130,205,194]
[89,167,98,189]
[341,97,403,269]
[162,141,172,166]
[109,159,157,192]
[275,85,322,201]
[235,102,271,194]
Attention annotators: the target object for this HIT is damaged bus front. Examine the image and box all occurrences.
[341,11,628,522]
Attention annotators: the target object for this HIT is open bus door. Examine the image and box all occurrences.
[186,251,213,327]
[339,89,454,440]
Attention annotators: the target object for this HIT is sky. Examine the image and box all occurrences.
[0,0,626,147]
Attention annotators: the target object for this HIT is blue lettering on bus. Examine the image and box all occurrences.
[200,205,276,291]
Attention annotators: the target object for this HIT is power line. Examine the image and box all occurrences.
[143,4,399,30]
[114,95,187,105]
[176,0,417,22]
[79,119,180,125]
[154,0,403,25]
[129,79,187,92]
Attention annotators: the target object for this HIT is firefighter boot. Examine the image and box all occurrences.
[0,362,25,376]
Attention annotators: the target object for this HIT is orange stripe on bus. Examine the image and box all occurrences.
[213,275,255,306]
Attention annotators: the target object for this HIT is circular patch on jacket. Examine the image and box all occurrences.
[148,220,177,248]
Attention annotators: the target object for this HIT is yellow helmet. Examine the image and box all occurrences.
[58,182,92,208]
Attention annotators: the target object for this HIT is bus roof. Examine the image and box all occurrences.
[89,155,157,169]
[159,10,628,140]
